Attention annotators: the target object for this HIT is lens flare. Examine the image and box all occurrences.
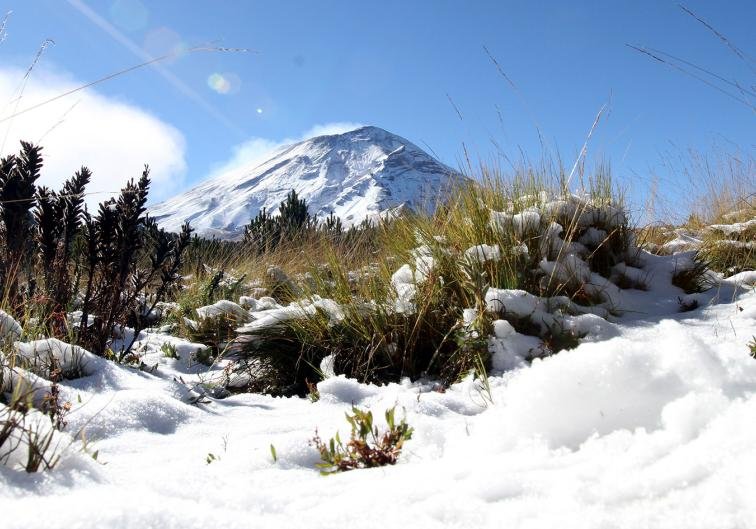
[143,27,187,61]
[208,73,230,94]
[207,72,241,95]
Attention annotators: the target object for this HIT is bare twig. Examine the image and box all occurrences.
[446,93,464,121]
[626,44,756,112]
[483,45,545,150]
[37,100,80,144]
[0,11,11,44]
[678,3,755,73]
[1,39,56,153]
[566,103,607,188]
[646,46,756,98]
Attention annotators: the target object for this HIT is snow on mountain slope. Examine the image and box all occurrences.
[150,126,466,239]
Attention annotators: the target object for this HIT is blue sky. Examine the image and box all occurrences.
[0,0,753,218]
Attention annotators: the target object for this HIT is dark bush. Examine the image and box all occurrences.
[0,141,191,360]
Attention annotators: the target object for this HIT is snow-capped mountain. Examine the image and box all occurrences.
[150,126,466,239]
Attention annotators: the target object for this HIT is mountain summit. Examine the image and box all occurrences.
[150,126,465,239]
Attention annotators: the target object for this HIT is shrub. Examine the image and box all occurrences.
[0,141,191,359]
[242,190,375,257]
[160,342,178,359]
[231,171,633,396]
[0,141,43,306]
[76,170,192,359]
[277,189,315,235]
[167,269,249,356]
[231,241,494,396]
[243,190,316,252]
[671,255,712,294]
[243,207,281,253]
[312,405,413,474]
[171,269,246,323]
[34,167,91,325]
[699,217,755,275]
[185,317,235,363]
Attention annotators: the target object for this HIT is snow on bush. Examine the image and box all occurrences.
[14,338,105,380]
[195,300,250,323]
[0,310,21,344]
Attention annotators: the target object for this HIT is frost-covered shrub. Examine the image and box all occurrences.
[184,300,251,361]
[13,338,101,381]
[0,310,22,345]
[671,254,713,294]
[231,244,494,395]
[0,401,61,472]
[229,175,635,395]
[699,217,756,275]
[167,270,252,356]
[168,268,247,324]
[0,354,65,473]
[655,185,754,276]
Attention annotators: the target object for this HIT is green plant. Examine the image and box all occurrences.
[192,346,216,367]
[312,405,413,474]
[181,313,237,362]
[748,337,756,359]
[160,342,179,359]
[166,268,247,337]
[0,141,192,359]
[305,379,320,402]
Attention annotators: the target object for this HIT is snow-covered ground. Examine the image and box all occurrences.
[2,255,755,528]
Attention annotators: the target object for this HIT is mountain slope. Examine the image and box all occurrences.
[150,126,466,239]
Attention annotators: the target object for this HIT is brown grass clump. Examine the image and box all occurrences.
[224,165,633,396]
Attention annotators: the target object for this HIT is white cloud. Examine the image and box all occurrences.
[207,121,363,183]
[304,122,364,138]
[0,66,186,208]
